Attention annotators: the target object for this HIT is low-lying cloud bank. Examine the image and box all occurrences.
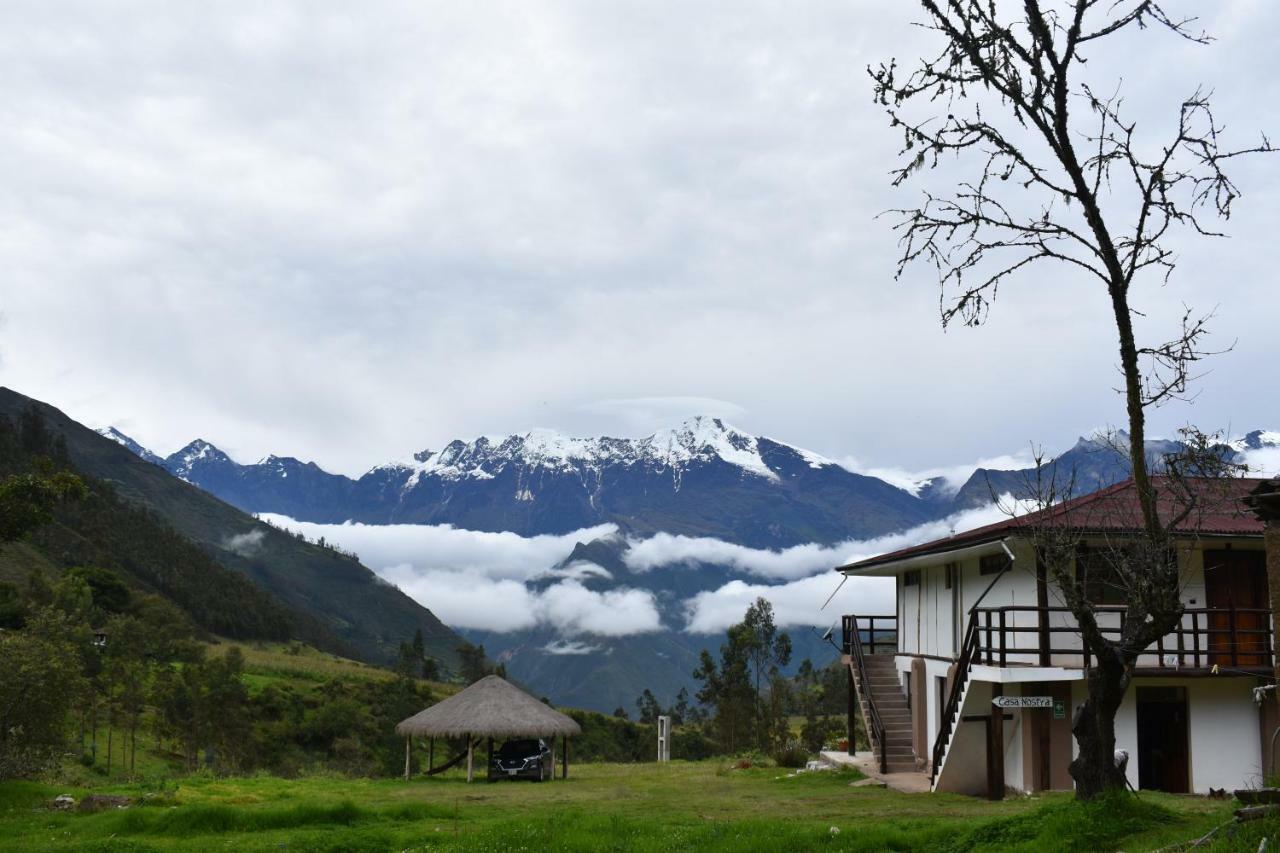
[261,499,1027,637]
[621,500,1023,581]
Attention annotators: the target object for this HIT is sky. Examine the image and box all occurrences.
[1,1,1278,479]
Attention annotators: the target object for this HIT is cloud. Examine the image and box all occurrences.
[223,528,265,557]
[378,565,661,636]
[543,640,601,656]
[623,499,1029,581]
[1241,446,1280,478]
[836,450,1040,497]
[683,573,894,635]
[4,2,1275,479]
[264,497,1034,637]
[261,515,659,635]
[257,514,615,581]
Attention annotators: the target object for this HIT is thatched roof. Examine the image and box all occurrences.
[395,675,583,739]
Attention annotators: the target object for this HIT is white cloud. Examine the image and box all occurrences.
[836,450,1040,497]
[623,499,1028,581]
[223,527,265,557]
[264,497,1034,637]
[257,514,615,581]
[262,515,660,635]
[3,2,1275,477]
[543,640,601,656]
[683,573,895,635]
[1242,447,1280,479]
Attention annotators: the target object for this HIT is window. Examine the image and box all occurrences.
[1077,546,1127,607]
[904,570,921,587]
[944,562,958,589]
[980,553,1010,576]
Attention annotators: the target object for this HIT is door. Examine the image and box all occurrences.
[1204,550,1269,666]
[1136,687,1189,793]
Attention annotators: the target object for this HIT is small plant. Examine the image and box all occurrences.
[772,744,809,769]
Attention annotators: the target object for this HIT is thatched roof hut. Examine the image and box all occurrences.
[396,675,581,782]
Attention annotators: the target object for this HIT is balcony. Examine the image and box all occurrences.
[968,605,1274,674]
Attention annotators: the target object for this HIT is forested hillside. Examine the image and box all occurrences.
[0,388,463,671]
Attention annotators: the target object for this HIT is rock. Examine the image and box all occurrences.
[78,794,132,812]
[50,795,76,810]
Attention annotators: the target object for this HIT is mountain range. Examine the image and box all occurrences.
[94,414,1280,711]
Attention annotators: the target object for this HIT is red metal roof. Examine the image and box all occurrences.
[838,476,1267,572]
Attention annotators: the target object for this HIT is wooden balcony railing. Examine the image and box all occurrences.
[841,614,897,657]
[969,605,1274,672]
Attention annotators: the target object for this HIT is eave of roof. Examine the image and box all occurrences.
[837,476,1267,574]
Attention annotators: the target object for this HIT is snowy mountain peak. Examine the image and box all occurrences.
[96,426,163,464]
[1231,430,1280,452]
[164,438,235,481]
[389,416,782,483]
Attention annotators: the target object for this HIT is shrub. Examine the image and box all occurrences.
[772,744,809,769]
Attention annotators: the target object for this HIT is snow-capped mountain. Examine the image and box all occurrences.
[105,417,936,548]
[97,426,164,466]
[100,418,1280,550]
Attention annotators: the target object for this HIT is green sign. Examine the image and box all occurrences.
[1053,698,1066,720]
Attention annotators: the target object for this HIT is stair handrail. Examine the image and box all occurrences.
[931,610,979,785]
[847,614,889,774]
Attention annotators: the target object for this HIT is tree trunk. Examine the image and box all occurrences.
[1068,660,1129,798]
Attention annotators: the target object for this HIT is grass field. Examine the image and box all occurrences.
[1,758,1265,852]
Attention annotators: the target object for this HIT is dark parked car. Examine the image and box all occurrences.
[488,738,552,781]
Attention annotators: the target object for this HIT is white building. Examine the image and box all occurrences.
[837,477,1276,797]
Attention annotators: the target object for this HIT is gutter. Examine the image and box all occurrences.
[838,537,1012,577]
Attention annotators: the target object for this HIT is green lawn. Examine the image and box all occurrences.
[0,760,1253,852]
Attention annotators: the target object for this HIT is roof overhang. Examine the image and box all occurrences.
[837,537,1012,577]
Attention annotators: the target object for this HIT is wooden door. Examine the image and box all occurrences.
[1136,687,1189,793]
[1204,550,1269,667]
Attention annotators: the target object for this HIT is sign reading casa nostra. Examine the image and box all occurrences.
[992,696,1052,709]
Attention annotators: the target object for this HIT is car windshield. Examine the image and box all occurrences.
[496,740,540,758]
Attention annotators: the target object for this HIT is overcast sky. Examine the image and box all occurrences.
[2,1,1277,477]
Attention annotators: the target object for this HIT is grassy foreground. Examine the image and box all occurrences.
[0,759,1257,852]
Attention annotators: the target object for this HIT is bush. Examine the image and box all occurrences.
[772,743,809,768]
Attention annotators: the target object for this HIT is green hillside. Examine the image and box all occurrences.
[0,388,462,671]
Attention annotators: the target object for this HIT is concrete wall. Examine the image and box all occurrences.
[1094,676,1266,794]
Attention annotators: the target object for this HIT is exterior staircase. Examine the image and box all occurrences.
[851,655,918,773]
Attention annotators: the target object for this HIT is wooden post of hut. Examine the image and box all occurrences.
[428,737,434,774]
[403,737,411,781]
[394,675,582,784]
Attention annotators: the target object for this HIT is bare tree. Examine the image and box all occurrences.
[873,1,1273,798]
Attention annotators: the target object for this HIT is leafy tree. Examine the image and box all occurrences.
[420,656,440,681]
[635,688,663,725]
[873,0,1275,798]
[64,566,132,617]
[456,640,501,684]
[0,628,85,779]
[671,687,693,726]
[612,706,630,720]
[0,469,85,542]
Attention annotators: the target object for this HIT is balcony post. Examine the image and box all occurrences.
[998,610,1007,667]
